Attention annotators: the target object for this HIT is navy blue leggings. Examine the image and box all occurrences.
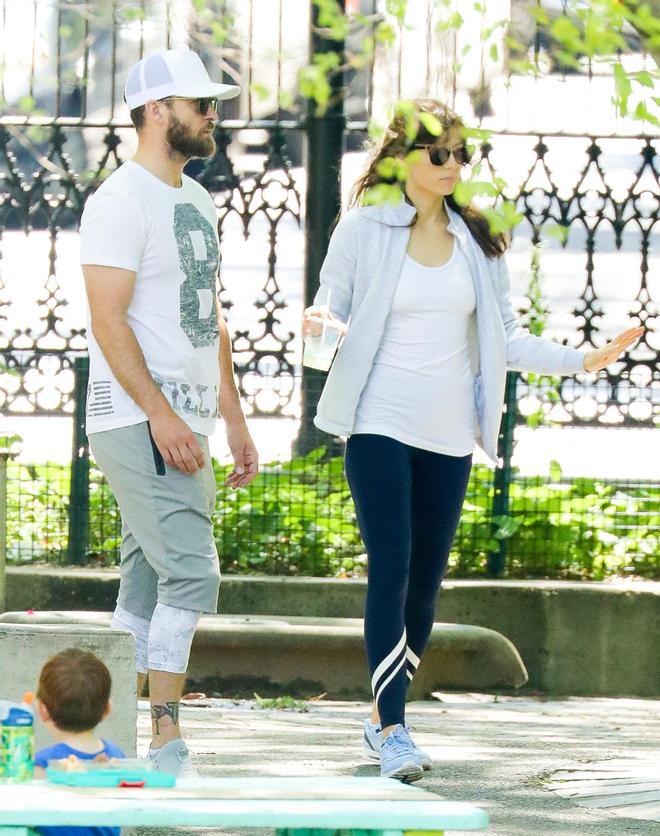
[345,433,472,730]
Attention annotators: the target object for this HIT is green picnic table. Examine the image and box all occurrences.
[0,776,488,835]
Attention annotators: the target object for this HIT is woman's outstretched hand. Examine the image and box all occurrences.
[583,326,645,373]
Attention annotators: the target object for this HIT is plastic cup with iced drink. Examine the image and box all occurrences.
[303,291,346,371]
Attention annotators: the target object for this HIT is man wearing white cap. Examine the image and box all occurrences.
[80,48,258,777]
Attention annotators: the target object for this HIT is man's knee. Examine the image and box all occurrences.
[159,559,220,614]
[148,603,201,674]
[111,604,150,674]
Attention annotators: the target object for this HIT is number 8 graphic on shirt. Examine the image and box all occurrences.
[174,203,220,348]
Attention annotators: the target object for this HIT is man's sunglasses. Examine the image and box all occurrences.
[415,144,473,166]
[166,96,219,115]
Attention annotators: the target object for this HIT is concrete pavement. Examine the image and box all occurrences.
[135,692,660,836]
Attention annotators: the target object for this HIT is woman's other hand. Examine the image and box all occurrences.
[583,326,645,373]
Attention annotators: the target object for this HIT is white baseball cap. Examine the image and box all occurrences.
[124,48,240,111]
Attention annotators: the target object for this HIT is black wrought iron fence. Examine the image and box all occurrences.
[1,0,658,577]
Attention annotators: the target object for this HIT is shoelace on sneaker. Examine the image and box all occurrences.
[382,726,414,757]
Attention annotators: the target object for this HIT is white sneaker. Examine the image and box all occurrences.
[379,725,424,782]
[364,720,432,770]
[148,738,199,778]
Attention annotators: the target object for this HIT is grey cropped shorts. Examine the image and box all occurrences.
[89,421,221,619]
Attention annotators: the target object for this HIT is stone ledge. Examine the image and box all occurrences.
[0,610,528,699]
[5,569,659,697]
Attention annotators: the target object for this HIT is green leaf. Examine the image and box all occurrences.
[18,95,36,114]
[529,5,549,26]
[385,0,407,25]
[297,64,331,112]
[549,460,563,482]
[376,156,408,181]
[0,434,21,453]
[461,126,492,142]
[508,58,540,77]
[368,119,385,141]
[374,21,397,46]
[633,101,660,126]
[436,11,463,32]
[362,182,404,206]
[251,83,270,102]
[550,16,583,51]
[452,179,499,206]
[492,515,522,540]
[613,62,632,115]
[119,8,145,22]
[481,201,524,234]
[278,90,294,110]
[633,71,655,88]
[315,0,349,39]
[359,34,375,57]
[418,111,443,137]
[545,224,569,245]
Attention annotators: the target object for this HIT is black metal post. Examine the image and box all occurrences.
[487,371,518,578]
[295,0,346,456]
[67,355,90,564]
[0,451,11,613]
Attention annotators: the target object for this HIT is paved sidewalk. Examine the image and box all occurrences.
[136,694,660,836]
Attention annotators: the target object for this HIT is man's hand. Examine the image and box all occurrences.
[225,420,259,488]
[149,405,205,474]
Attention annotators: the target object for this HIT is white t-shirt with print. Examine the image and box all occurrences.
[80,160,221,436]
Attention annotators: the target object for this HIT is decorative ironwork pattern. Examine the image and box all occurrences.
[0,120,302,417]
[1,124,658,424]
[456,131,658,429]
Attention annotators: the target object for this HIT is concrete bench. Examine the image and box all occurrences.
[0,622,136,756]
[8,570,660,697]
[0,775,489,834]
[0,611,527,699]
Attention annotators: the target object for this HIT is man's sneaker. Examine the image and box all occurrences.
[378,724,424,782]
[364,720,432,770]
[147,738,199,778]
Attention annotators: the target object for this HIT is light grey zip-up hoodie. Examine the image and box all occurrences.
[312,197,588,466]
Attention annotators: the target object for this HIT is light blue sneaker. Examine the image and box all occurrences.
[363,720,432,770]
[147,738,198,778]
[378,724,424,782]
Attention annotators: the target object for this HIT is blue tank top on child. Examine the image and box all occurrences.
[35,740,125,836]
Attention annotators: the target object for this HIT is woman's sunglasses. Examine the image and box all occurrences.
[415,144,473,167]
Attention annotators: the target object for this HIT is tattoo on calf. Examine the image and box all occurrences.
[151,702,180,734]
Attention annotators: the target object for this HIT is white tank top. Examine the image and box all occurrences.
[352,245,477,456]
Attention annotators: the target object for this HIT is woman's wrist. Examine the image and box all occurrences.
[583,350,596,373]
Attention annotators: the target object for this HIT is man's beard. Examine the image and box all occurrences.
[165,113,216,160]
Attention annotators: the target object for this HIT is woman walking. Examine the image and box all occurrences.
[303,99,642,782]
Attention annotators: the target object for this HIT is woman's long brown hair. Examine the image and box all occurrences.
[349,98,509,259]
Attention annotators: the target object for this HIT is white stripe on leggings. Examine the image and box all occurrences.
[374,651,408,707]
[407,647,420,669]
[405,647,419,683]
[371,629,407,697]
